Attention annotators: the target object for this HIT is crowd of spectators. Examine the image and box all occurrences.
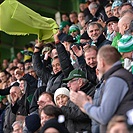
[0,0,133,133]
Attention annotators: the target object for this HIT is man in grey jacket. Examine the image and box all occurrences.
[70,45,133,133]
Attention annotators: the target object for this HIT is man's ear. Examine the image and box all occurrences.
[101,58,105,68]
[78,78,83,87]
[123,23,128,31]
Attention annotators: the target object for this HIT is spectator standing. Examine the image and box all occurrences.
[70,45,133,133]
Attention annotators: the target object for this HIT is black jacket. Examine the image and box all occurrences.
[30,44,73,113]
[3,104,16,133]
[0,82,19,96]
[11,74,37,115]
[78,55,97,85]
[91,34,112,49]
[55,42,74,78]
[32,52,51,85]
[61,82,95,133]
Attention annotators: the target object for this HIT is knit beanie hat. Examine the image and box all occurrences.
[112,0,122,10]
[54,87,70,104]
[69,24,80,34]
[25,114,41,132]
[118,34,133,53]
[40,118,69,133]
[59,21,70,30]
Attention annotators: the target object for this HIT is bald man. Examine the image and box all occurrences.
[118,16,132,35]
[121,9,133,18]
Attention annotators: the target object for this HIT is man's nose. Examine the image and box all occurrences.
[90,58,93,64]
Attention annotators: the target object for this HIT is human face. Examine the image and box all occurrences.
[13,124,23,133]
[2,59,8,69]
[44,128,59,133]
[89,7,98,16]
[67,78,80,91]
[121,52,132,60]
[96,54,105,76]
[28,68,37,79]
[9,63,14,69]
[112,6,120,18]
[84,49,97,68]
[63,25,69,34]
[107,22,114,34]
[118,20,125,35]
[10,86,22,102]
[0,72,7,83]
[62,14,69,22]
[14,69,23,80]
[70,30,79,38]
[120,5,132,17]
[24,62,32,70]
[69,14,77,23]
[56,94,69,107]
[37,94,54,109]
[19,80,25,94]
[109,123,129,133]
[50,49,58,59]
[13,59,19,66]
[105,6,113,18]
[87,24,101,42]
[40,111,54,127]
[112,22,119,32]
[9,70,16,82]
[80,3,86,11]
[78,12,84,22]
[17,63,24,71]
[52,58,62,74]
[17,52,23,61]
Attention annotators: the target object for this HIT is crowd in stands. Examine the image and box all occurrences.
[0,0,133,133]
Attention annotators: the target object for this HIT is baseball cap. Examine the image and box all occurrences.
[59,21,70,30]
[0,95,6,102]
[63,69,86,82]
[61,35,76,43]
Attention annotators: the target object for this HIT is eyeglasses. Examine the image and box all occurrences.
[107,22,113,27]
[67,78,79,84]
[69,30,77,34]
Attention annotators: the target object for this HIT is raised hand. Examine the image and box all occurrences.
[71,45,83,57]
[70,90,89,108]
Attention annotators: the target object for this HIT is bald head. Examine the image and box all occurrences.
[120,9,133,18]
[118,16,132,35]
[98,45,121,66]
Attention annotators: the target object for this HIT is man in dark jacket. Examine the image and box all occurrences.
[72,45,98,85]
[61,69,95,133]
[87,22,111,49]
[30,42,73,113]
[70,45,133,133]
[3,86,22,133]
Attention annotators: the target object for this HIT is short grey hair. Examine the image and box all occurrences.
[12,121,23,128]
[121,9,133,18]
[89,2,99,10]
[87,22,103,33]
[81,78,88,85]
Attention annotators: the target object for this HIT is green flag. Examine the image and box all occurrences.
[0,0,58,42]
